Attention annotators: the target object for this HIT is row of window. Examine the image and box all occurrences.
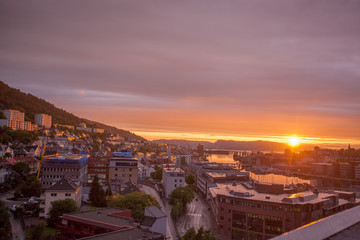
[114,168,133,171]
[43,168,80,172]
[51,193,72,197]
[220,197,318,213]
[114,174,132,177]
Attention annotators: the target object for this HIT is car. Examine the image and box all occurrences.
[10,205,17,212]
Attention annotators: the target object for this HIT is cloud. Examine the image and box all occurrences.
[0,0,359,143]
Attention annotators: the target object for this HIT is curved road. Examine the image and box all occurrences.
[176,192,213,236]
[141,185,178,240]
[0,193,25,240]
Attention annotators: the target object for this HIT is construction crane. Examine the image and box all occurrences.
[36,144,46,180]
[36,144,58,181]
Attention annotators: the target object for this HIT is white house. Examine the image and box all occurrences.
[162,167,185,198]
[43,178,82,217]
[141,206,167,236]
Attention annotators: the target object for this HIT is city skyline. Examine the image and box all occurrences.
[1,1,360,147]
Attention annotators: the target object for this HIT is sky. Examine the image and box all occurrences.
[0,0,359,147]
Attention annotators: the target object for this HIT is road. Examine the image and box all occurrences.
[0,192,25,240]
[176,192,213,236]
[141,185,178,240]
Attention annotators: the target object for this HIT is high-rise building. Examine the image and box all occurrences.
[34,113,52,128]
[1,109,25,122]
[40,155,88,188]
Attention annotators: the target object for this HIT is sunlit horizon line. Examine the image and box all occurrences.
[132,130,360,147]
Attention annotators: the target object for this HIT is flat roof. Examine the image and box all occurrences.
[210,183,336,205]
[206,171,249,179]
[79,228,162,240]
[61,208,135,231]
[163,167,183,173]
[272,205,360,240]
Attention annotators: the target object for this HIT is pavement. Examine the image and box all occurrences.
[175,191,213,237]
[0,192,25,240]
[141,185,178,240]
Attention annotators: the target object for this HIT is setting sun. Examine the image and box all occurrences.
[289,136,300,147]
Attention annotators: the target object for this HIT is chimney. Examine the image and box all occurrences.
[313,188,319,195]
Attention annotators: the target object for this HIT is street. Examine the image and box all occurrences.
[0,193,25,240]
[176,192,213,237]
[141,185,178,240]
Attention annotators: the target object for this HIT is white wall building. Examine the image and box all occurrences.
[43,178,82,217]
[162,167,185,198]
[141,206,167,236]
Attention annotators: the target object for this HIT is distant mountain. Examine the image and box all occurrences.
[0,80,145,140]
[153,139,313,151]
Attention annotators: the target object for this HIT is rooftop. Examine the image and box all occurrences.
[79,228,162,240]
[46,178,79,192]
[60,208,134,231]
[145,206,167,218]
[163,167,183,173]
[272,205,360,240]
[210,183,337,205]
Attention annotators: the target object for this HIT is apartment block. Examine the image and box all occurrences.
[35,113,52,128]
[162,167,185,198]
[109,152,138,191]
[209,182,353,240]
[40,155,88,188]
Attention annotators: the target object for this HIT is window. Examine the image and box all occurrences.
[175,179,177,182]
[65,193,71,197]
[175,184,177,187]
[115,168,118,171]
[51,193,57,197]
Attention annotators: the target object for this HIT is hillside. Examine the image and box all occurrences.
[0,80,145,140]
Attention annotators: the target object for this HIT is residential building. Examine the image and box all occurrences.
[209,182,355,240]
[43,178,82,216]
[88,157,109,182]
[57,208,164,239]
[141,206,167,236]
[1,109,24,122]
[34,113,52,128]
[40,155,88,188]
[92,128,104,133]
[109,152,138,191]
[162,167,185,198]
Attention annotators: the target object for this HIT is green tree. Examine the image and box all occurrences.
[48,199,79,227]
[171,201,183,222]
[31,220,47,240]
[107,192,159,220]
[89,176,106,207]
[150,167,163,181]
[185,174,195,185]
[182,227,216,240]
[12,161,30,179]
[14,175,42,198]
[2,152,12,159]
[169,187,194,207]
[0,200,11,240]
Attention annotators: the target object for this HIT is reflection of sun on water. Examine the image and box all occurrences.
[289,136,300,147]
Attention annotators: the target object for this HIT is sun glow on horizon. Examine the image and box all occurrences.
[288,136,300,147]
